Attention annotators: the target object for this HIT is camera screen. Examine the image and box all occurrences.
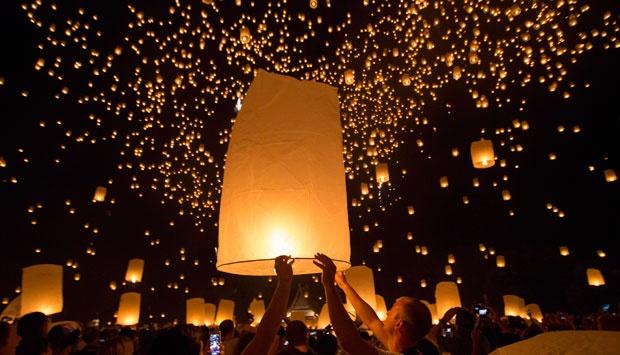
[478,308,488,316]
[210,333,221,355]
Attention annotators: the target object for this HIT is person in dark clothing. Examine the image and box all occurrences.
[16,312,50,355]
[277,321,317,355]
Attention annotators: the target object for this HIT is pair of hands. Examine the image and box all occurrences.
[273,253,348,286]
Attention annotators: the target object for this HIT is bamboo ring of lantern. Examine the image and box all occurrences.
[217,70,350,275]
[470,139,495,168]
[239,27,251,44]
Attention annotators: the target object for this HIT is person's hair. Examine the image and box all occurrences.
[396,297,432,343]
[455,309,475,331]
[16,312,50,355]
[147,326,201,355]
[285,320,308,347]
[314,333,338,355]
[82,326,99,344]
[0,321,10,346]
[219,319,235,337]
[48,325,79,351]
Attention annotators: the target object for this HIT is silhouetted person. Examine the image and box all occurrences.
[277,320,317,355]
[76,327,99,355]
[48,325,78,355]
[16,312,50,355]
[1,321,20,355]
[147,326,201,355]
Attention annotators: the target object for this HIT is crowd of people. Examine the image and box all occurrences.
[1,254,618,355]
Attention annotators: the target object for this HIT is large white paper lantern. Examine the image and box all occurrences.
[526,303,543,322]
[215,299,235,324]
[124,258,144,283]
[503,295,526,318]
[344,266,376,313]
[248,298,265,326]
[186,298,206,326]
[470,139,495,168]
[117,292,141,325]
[587,268,605,286]
[205,303,216,326]
[375,295,387,321]
[317,303,330,329]
[435,281,461,320]
[21,264,63,316]
[217,70,350,275]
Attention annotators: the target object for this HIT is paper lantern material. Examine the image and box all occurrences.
[239,27,251,44]
[360,183,369,195]
[217,70,350,275]
[526,303,543,322]
[559,246,570,256]
[117,292,141,325]
[205,303,216,326]
[503,295,526,318]
[496,255,506,268]
[587,268,605,286]
[21,264,63,316]
[93,186,107,202]
[186,298,206,326]
[248,298,265,326]
[440,176,449,188]
[345,266,376,312]
[317,303,330,329]
[421,300,439,324]
[376,163,389,184]
[435,281,461,320]
[215,299,235,324]
[344,70,355,85]
[375,295,387,321]
[125,258,144,283]
[218,71,351,274]
[604,169,617,182]
[470,139,495,168]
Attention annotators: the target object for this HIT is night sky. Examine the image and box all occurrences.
[1,0,619,325]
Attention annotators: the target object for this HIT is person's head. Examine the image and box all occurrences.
[17,313,49,341]
[81,326,99,345]
[383,297,432,344]
[285,320,308,347]
[218,320,235,338]
[1,321,21,355]
[99,336,133,355]
[314,333,338,355]
[47,325,78,353]
[455,309,475,332]
[147,327,200,355]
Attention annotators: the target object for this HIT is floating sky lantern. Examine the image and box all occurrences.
[361,182,369,195]
[217,70,350,275]
[239,27,251,44]
[502,190,512,201]
[21,264,63,316]
[215,299,235,324]
[317,303,330,329]
[420,279,427,288]
[448,254,455,264]
[586,268,605,286]
[309,0,318,9]
[344,69,355,85]
[503,295,527,318]
[117,292,141,326]
[204,303,216,326]
[375,295,387,320]
[125,258,144,283]
[248,298,265,326]
[559,246,570,256]
[470,139,495,168]
[604,169,617,182]
[93,186,107,202]
[376,163,389,184]
[496,255,506,268]
[186,298,206,326]
[407,205,415,215]
[526,303,543,322]
[440,176,449,188]
[401,74,411,86]
[445,265,453,275]
[435,281,461,320]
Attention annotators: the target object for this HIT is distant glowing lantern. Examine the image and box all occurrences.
[526,303,543,322]
[317,303,330,329]
[440,176,449,188]
[397,276,403,283]
[559,246,570,256]
[604,169,617,182]
[186,298,206,326]
[407,206,415,215]
[406,232,413,240]
[215,299,235,324]
[435,281,461,320]
[217,70,350,275]
[239,27,251,44]
[309,0,318,9]
[456,277,462,284]
[470,139,495,168]
[375,295,387,320]
[361,183,369,195]
[445,265,453,275]
[93,186,107,202]
[117,292,141,325]
[345,266,376,311]
[479,243,486,252]
[421,300,439,324]
[503,295,526,317]
[401,74,411,86]
[344,70,355,85]
[502,190,511,201]
[204,303,216,326]
[21,264,63,316]
[586,268,605,286]
[596,250,606,258]
[448,254,455,264]
[496,255,506,268]
[248,298,265,326]
[125,258,145,283]
[420,279,427,288]
[451,148,460,157]
[473,178,480,187]
[376,163,389,184]
[421,246,428,255]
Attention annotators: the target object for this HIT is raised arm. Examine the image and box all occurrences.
[313,253,378,355]
[335,271,388,345]
[241,256,294,355]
